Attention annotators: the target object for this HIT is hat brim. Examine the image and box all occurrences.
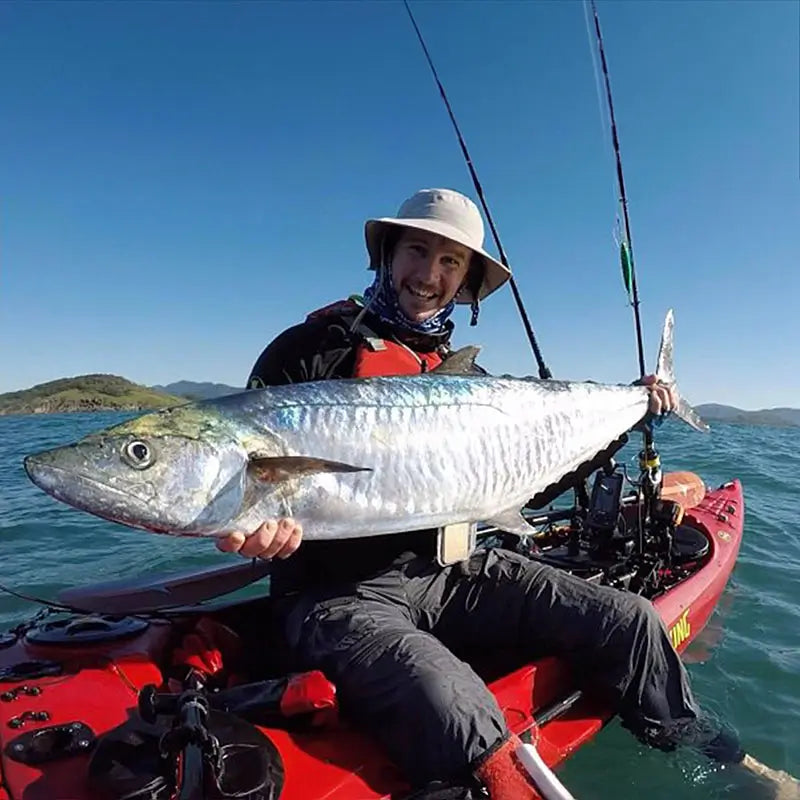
[365,217,511,303]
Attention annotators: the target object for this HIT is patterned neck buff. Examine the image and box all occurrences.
[361,263,456,336]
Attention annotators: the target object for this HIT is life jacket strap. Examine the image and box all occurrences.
[363,337,387,352]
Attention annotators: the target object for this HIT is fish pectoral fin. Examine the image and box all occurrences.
[485,508,537,536]
[432,345,482,375]
[247,455,371,483]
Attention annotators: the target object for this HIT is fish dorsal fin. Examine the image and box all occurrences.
[248,455,371,483]
[432,345,482,376]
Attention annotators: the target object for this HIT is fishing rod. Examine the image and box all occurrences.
[587,0,646,379]
[586,0,662,542]
[402,0,552,381]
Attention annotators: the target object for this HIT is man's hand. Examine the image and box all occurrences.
[640,374,678,416]
[215,518,303,560]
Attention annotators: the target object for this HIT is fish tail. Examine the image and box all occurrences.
[655,309,709,433]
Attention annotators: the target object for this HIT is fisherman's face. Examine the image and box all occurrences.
[391,228,472,322]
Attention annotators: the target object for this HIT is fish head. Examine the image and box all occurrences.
[23,405,253,536]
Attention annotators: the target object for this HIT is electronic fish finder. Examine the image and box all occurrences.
[586,468,625,534]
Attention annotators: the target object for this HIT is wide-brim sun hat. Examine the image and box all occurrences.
[364,188,512,303]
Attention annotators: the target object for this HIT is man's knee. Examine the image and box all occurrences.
[623,594,668,640]
[338,630,506,785]
[377,654,507,785]
[600,591,665,643]
[285,594,384,672]
[280,595,508,786]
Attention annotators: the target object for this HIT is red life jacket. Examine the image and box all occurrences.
[306,298,445,378]
[353,339,443,378]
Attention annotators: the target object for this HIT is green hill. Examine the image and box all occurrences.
[696,403,800,428]
[152,380,241,401]
[0,375,185,416]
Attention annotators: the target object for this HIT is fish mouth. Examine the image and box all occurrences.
[25,456,130,502]
[23,455,176,535]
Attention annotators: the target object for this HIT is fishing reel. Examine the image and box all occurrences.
[636,442,684,563]
[628,441,711,593]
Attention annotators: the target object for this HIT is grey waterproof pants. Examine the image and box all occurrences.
[275,548,700,786]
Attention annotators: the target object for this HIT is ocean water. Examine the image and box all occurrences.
[1,411,798,798]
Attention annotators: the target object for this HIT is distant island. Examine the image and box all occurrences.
[0,375,185,416]
[695,404,800,428]
[1,376,797,428]
[151,380,241,401]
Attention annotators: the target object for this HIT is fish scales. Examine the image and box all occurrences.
[212,376,649,539]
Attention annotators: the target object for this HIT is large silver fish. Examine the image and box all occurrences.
[24,311,705,539]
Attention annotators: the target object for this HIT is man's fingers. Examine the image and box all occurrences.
[215,519,303,561]
[238,519,279,559]
[261,518,299,559]
[668,385,679,410]
[650,389,665,416]
[277,523,303,559]
[215,532,246,553]
[640,375,678,416]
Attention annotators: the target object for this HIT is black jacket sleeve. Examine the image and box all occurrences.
[247,317,358,388]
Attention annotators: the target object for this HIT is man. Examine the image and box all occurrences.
[215,188,741,798]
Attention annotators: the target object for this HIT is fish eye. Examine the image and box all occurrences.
[122,439,155,470]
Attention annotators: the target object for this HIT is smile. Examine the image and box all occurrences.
[406,285,437,301]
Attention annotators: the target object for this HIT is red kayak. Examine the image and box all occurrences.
[0,474,743,800]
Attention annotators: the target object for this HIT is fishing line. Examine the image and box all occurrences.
[0,580,81,614]
[583,1,628,266]
[402,0,552,380]
[582,0,614,179]
[0,579,177,623]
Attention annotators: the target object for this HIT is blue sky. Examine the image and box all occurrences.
[1,0,797,409]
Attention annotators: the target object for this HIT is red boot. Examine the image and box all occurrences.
[475,735,577,800]
[474,735,541,799]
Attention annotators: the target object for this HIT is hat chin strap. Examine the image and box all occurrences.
[350,238,392,335]
[461,265,481,327]
[469,295,480,326]
[456,283,480,326]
